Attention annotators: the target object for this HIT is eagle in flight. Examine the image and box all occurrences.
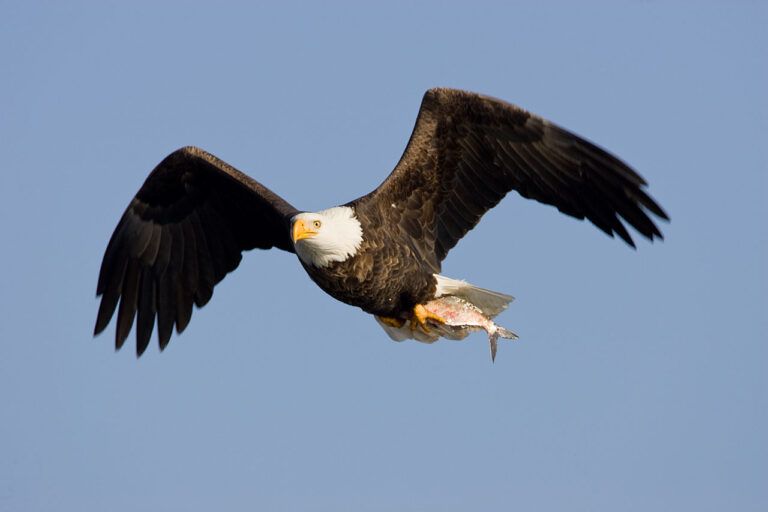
[94,88,668,356]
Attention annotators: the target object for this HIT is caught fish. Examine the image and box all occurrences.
[422,295,518,362]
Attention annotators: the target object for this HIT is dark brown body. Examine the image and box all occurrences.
[300,204,438,317]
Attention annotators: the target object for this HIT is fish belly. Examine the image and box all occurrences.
[374,294,517,360]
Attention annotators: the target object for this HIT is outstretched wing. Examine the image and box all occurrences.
[94,146,299,356]
[353,88,668,267]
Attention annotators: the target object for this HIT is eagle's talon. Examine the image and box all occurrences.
[410,303,446,334]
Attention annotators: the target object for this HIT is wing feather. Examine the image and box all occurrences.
[136,270,156,356]
[353,88,668,266]
[156,271,175,349]
[94,146,299,355]
[115,260,139,349]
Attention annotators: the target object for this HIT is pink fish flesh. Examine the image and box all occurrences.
[423,295,518,362]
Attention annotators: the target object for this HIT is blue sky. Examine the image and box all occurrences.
[1,2,766,511]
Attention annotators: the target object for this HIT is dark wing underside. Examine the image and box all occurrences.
[94,146,299,356]
[352,88,668,269]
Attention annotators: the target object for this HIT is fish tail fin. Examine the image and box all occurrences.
[434,274,514,318]
[496,326,518,340]
[489,325,518,362]
[489,331,499,362]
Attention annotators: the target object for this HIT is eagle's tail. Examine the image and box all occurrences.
[433,274,514,318]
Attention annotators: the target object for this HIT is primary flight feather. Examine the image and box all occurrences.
[94,88,668,357]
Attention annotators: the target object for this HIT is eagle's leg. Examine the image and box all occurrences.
[410,303,446,333]
[377,315,405,328]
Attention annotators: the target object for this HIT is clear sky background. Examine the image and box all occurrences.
[1,2,766,511]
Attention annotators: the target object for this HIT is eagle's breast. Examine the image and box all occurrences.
[300,210,437,317]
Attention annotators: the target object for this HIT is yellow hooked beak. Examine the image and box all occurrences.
[292,219,318,242]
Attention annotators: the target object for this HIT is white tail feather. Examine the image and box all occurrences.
[433,274,513,318]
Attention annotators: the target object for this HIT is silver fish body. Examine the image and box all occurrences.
[423,296,518,361]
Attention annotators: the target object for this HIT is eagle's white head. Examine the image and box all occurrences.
[291,206,363,267]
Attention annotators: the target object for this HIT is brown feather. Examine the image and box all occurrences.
[351,88,668,267]
[94,146,299,355]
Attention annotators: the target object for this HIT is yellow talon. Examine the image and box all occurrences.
[410,303,446,333]
[377,315,405,328]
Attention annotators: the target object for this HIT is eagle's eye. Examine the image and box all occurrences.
[313,220,322,229]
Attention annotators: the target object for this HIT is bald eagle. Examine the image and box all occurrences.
[94,88,667,356]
